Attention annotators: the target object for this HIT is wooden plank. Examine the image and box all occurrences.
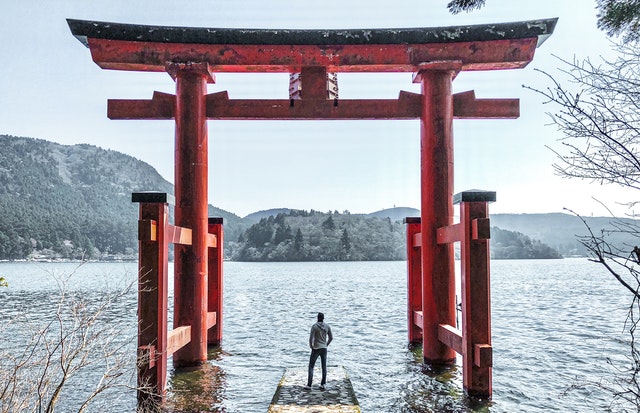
[109,88,519,121]
[474,344,493,368]
[206,311,217,330]
[109,91,175,120]
[436,223,463,244]
[412,232,422,248]
[453,90,519,119]
[472,218,491,240]
[413,310,423,329]
[438,324,463,355]
[85,37,540,73]
[206,233,217,248]
[167,224,192,246]
[167,326,191,356]
[138,219,157,242]
[268,366,360,413]
[137,344,156,369]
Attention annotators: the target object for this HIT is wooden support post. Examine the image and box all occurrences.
[289,66,337,101]
[415,63,460,365]
[168,62,214,367]
[207,217,224,345]
[132,192,172,405]
[456,190,495,398]
[405,217,423,345]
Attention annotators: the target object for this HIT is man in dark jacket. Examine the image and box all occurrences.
[306,312,333,390]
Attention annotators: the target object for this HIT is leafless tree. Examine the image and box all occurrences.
[530,43,640,407]
[0,264,157,412]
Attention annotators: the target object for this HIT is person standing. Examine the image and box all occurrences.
[306,312,333,390]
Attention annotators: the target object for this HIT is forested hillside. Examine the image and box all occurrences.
[229,210,406,261]
[491,227,563,259]
[228,209,563,261]
[0,135,242,260]
[0,135,568,261]
[491,213,640,257]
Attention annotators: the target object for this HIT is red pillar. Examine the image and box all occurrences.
[208,217,224,345]
[459,193,493,397]
[415,63,460,365]
[405,217,422,345]
[133,192,171,403]
[168,62,214,366]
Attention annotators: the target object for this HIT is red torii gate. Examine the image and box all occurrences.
[68,17,556,403]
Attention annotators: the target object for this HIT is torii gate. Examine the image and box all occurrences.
[68,17,556,404]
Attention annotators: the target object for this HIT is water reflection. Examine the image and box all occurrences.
[2,260,634,412]
[164,346,228,413]
[400,345,493,413]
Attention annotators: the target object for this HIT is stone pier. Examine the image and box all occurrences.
[268,366,361,413]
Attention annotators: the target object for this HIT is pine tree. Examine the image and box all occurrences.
[447,0,640,41]
[321,215,335,231]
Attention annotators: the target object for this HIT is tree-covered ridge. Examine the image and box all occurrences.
[229,210,406,261]
[0,134,566,261]
[0,135,246,260]
[0,135,173,260]
[229,211,563,261]
[491,227,563,259]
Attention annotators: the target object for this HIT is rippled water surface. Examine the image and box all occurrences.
[0,259,634,412]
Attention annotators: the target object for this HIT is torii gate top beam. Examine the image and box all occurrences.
[67,18,557,73]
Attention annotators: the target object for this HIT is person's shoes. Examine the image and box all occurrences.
[304,385,311,390]
[319,384,326,390]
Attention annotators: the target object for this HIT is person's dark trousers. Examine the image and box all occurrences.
[307,348,328,386]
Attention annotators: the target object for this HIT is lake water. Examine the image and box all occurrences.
[0,259,634,412]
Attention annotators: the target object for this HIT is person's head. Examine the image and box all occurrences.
[317,312,324,322]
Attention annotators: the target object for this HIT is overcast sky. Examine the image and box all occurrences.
[0,0,630,217]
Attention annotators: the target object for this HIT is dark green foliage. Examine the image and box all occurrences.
[0,135,248,260]
[447,0,486,14]
[0,135,173,259]
[0,135,251,260]
[492,227,563,259]
[232,211,564,262]
[321,215,336,231]
[448,0,640,40]
[597,0,640,40]
[0,135,571,262]
[232,210,406,262]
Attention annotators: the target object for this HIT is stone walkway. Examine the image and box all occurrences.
[267,366,361,413]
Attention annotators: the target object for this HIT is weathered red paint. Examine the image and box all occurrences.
[133,194,224,401]
[460,200,493,398]
[171,63,212,367]
[71,15,554,403]
[438,323,463,353]
[405,217,422,345]
[108,90,518,121]
[135,199,169,404]
[167,326,192,356]
[406,191,495,397]
[86,37,538,73]
[453,91,519,119]
[416,67,458,365]
[208,218,224,345]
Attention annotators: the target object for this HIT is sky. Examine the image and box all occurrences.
[0,0,631,218]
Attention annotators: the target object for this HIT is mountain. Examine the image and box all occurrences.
[0,134,610,261]
[491,213,640,257]
[0,135,245,260]
[229,208,563,261]
[367,207,420,222]
[244,208,293,223]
